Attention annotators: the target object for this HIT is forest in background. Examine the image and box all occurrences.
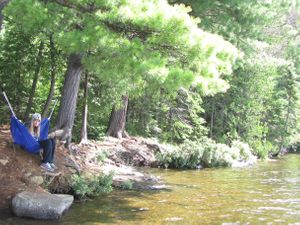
[0,0,299,166]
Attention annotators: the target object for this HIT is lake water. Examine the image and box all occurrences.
[2,154,300,225]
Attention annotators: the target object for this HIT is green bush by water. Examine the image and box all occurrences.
[120,180,134,190]
[156,140,205,169]
[156,138,256,169]
[71,172,113,199]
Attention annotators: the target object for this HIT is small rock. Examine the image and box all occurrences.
[68,168,77,174]
[24,172,32,178]
[29,176,44,186]
[0,159,9,166]
[196,164,203,169]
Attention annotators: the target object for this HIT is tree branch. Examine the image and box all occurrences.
[45,0,108,13]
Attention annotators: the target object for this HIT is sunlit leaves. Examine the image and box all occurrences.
[5,0,50,33]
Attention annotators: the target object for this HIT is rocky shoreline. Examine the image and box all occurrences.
[0,125,168,218]
[0,125,257,219]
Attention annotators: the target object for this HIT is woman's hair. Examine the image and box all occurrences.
[29,113,41,137]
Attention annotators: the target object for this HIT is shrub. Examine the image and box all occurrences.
[156,138,256,169]
[156,140,205,169]
[251,140,273,159]
[90,173,114,195]
[70,174,90,198]
[71,172,113,199]
[231,140,254,161]
[156,144,180,169]
[96,150,108,164]
[201,142,234,168]
[120,180,134,190]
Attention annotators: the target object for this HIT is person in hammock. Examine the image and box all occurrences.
[29,113,57,172]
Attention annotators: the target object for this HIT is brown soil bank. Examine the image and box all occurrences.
[0,125,165,212]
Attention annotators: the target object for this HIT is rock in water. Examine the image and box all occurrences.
[12,191,74,219]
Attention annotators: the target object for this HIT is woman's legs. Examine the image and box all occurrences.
[39,139,53,163]
[50,138,56,163]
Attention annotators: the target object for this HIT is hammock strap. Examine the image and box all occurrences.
[48,99,58,120]
[2,89,16,118]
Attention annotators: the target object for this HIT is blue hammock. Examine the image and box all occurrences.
[10,116,50,154]
[2,88,56,154]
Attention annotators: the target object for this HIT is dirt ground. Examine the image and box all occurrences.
[0,125,72,211]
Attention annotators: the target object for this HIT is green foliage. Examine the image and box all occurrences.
[1,0,299,168]
[1,0,238,143]
[96,150,108,164]
[175,0,300,158]
[127,87,207,144]
[156,138,256,169]
[173,0,292,48]
[231,140,255,162]
[202,51,295,157]
[6,0,237,97]
[266,64,300,149]
[201,142,235,168]
[162,88,207,143]
[289,133,300,151]
[120,180,134,190]
[4,0,51,34]
[156,141,205,169]
[251,140,273,159]
[71,172,113,199]
[0,23,65,123]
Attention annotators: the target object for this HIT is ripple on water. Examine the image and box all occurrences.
[165,217,183,222]
[269,198,300,204]
[284,178,300,183]
[260,178,285,185]
[287,211,300,215]
[258,206,292,211]
[221,222,243,225]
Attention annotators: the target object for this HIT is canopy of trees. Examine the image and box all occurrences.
[0,0,299,158]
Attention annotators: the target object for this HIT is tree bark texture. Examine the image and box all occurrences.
[210,101,215,139]
[106,95,129,139]
[13,73,19,115]
[42,35,56,119]
[24,41,44,122]
[54,53,83,146]
[80,71,88,144]
[0,0,9,30]
[279,94,292,152]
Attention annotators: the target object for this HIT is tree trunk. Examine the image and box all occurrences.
[80,71,88,144]
[42,35,56,119]
[14,73,21,116]
[279,94,292,151]
[106,95,129,139]
[54,53,83,146]
[0,0,9,30]
[210,101,215,139]
[24,41,44,122]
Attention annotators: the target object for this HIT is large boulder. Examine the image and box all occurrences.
[12,191,73,219]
